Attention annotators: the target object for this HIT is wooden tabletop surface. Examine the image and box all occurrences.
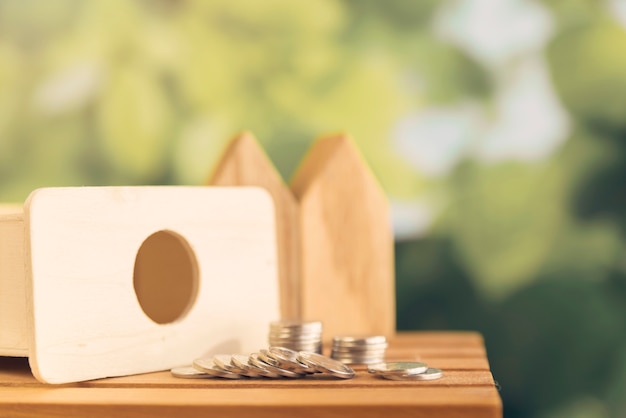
[0,331,502,418]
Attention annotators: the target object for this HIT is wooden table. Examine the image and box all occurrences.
[0,332,502,418]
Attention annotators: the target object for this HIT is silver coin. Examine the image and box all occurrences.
[332,346,386,351]
[227,354,263,378]
[297,351,355,379]
[213,355,239,371]
[269,334,323,342]
[231,354,252,370]
[331,344,386,364]
[332,335,387,346]
[270,324,322,331]
[330,334,387,366]
[332,341,387,347]
[270,336,322,342]
[193,357,245,379]
[268,334,322,343]
[269,343,323,351]
[269,320,323,357]
[269,338,322,345]
[331,347,387,355]
[269,336,322,342]
[368,362,428,376]
[213,354,259,377]
[332,356,387,362]
[170,366,215,379]
[380,368,443,381]
[269,328,321,333]
[258,349,281,367]
[269,340,322,348]
[269,331,322,337]
[270,320,323,330]
[269,343,323,354]
[249,353,304,378]
[268,346,317,374]
[245,353,281,378]
[332,357,386,365]
[269,337,322,342]
[331,353,386,358]
[332,354,385,358]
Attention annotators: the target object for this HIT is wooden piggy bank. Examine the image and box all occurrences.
[0,186,279,384]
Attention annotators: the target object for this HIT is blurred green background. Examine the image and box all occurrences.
[2,0,626,416]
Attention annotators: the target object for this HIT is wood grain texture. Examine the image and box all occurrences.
[0,332,502,418]
[0,206,28,356]
[291,133,395,337]
[208,132,300,319]
[24,186,279,384]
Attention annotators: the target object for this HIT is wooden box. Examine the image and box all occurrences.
[0,186,279,384]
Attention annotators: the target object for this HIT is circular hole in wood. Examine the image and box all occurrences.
[133,230,199,324]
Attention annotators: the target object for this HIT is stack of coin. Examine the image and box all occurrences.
[331,335,388,364]
[368,361,443,381]
[268,320,323,353]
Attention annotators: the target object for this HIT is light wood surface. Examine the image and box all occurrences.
[0,332,502,418]
[208,132,300,319]
[208,132,395,338]
[291,134,395,337]
[0,206,28,357]
[22,186,279,384]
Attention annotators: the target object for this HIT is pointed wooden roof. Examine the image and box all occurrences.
[208,132,300,319]
[291,133,395,336]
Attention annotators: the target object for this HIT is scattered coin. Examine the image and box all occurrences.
[297,351,355,379]
[170,366,215,379]
[244,353,281,378]
[226,354,264,378]
[193,357,246,379]
[368,361,428,376]
[268,346,317,374]
[249,352,305,378]
[213,354,260,378]
[378,367,443,381]
[258,349,281,367]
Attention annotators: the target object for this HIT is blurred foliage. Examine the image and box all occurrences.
[0,0,492,201]
[2,1,626,418]
[395,3,626,418]
[548,19,626,133]
[445,160,567,298]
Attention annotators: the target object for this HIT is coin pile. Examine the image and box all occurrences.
[368,361,443,381]
[171,347,355,380]
[268,320,323,353]
[331,335,388,364]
